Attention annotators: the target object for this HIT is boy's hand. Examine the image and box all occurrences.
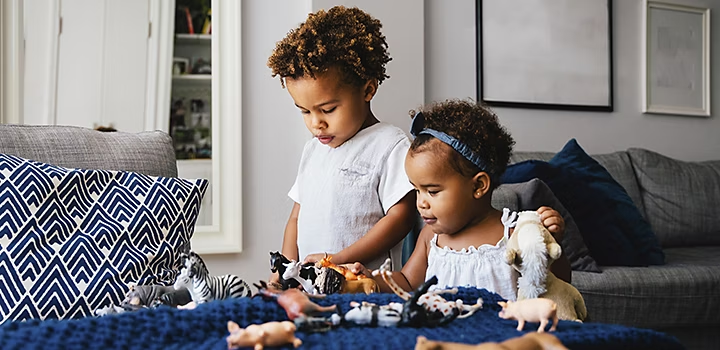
[302,253,327,265]
[537,206,565,242]
[344,262,372,278]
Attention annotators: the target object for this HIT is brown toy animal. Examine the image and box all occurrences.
[415,332,567,350]
[226,321,302,350]
[254,281,337,320]
[498,299,558,333]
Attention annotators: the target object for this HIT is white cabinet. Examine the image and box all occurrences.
[21,0,242,254]
[54,0,151,132]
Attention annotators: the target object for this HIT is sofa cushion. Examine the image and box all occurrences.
[627,148,720,247]
[571,246,720,329]
[493,179,600,272]
[502,139,665,267]
[0,125,177,178]
[0,153,208,323]
[511,151,647,219]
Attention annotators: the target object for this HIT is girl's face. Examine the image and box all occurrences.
[285,68,377,148]
[405,146,480,236]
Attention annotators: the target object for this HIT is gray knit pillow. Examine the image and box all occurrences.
[493,178,600,272]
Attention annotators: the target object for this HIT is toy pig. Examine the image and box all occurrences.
[226,320,302,350]
[498,298,558,332]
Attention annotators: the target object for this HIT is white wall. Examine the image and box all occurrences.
[426,0,720,161]
[203,0,424,282]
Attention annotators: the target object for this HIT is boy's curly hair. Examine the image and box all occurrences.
[409,99,515,187]
[267,6,391,88]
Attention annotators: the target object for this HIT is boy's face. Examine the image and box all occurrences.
[405,146,479,236]
[285,68,376,148]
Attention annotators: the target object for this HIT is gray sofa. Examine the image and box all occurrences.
[501,148,720,350]
[0,124,177,177]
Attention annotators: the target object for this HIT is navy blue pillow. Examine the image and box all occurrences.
[501,139,664,267]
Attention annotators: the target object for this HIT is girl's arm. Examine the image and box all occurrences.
[330,191,416,265]
[360,222,432,293]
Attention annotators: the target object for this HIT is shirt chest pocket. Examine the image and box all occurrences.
[338,162,374,188]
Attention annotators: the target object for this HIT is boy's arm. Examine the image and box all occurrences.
[281,202,301,261]
[331,191,416,265]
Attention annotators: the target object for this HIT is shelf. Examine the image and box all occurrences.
[175,33,212,45]
[172,75,211,83]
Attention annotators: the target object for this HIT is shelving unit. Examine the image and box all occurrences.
[171,0,213,226]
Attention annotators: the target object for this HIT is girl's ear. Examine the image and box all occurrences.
[472,172,491,199]
[363,79,378,102]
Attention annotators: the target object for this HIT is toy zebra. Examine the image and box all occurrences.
[174,251,252,304]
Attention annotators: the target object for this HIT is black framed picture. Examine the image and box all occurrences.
[477,0,614,112]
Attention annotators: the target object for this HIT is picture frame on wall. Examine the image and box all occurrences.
[477,0,613,111]
[642,1,711,117]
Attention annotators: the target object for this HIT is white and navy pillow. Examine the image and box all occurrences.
[0,153,208,323]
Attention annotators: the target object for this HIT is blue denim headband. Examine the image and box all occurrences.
[410,112,493,179]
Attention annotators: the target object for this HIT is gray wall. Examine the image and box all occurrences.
[426,0,719,161]
[204,0,720,280]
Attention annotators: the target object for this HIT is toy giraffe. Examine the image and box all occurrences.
[372,258,483,318]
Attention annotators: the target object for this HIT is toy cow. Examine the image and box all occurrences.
[498,298,558,332]
[226,320,302,350]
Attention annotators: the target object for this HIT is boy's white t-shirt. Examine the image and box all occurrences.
[288,122,413,270]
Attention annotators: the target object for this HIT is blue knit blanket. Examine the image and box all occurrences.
[0,288,682,350]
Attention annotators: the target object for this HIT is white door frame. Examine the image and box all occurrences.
[0,0,24,124]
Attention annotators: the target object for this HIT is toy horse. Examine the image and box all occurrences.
[505,210,587,322]
[415,332,567,350]
[254,281,337,321]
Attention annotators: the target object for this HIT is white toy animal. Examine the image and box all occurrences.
[505,210,587,322]
[498,298,558,333]
[343,301,403,327]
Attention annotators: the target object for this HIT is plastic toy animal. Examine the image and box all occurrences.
[498,299,559,333]
[343,301,403,327]
[254,281,337,321]
[123,283,192,308]
[415,332,568,350]
[505,210,587,322]
[283,260,319,294]
[226,320,302,350]
[269,251,317,290]
[175,251,252,304]
[317,255,379,294]
[373,258,483,320]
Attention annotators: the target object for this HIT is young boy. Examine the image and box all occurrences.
[267,6,417,273]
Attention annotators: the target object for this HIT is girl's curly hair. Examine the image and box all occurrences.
[409,99,515,187]
[267,6,391,88]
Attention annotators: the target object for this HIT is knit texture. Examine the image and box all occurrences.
[0,288,682,350]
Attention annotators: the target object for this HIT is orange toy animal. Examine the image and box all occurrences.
[415,332,567,350]
[318,255,379,294]
[254,281,337,320]
[226,321,302,350]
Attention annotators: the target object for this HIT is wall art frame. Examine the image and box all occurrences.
[642,0,710,117]
[477,0,614,112]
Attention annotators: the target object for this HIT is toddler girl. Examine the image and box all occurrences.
[353,99,568,301]
[267,6,417,273]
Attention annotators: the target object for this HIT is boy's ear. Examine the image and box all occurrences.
[363,79,378,102]
[472,172,491,199]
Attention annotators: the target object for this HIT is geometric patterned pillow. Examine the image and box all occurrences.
[0,153,208,323]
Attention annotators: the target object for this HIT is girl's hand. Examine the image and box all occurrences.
[537,206,565,242]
